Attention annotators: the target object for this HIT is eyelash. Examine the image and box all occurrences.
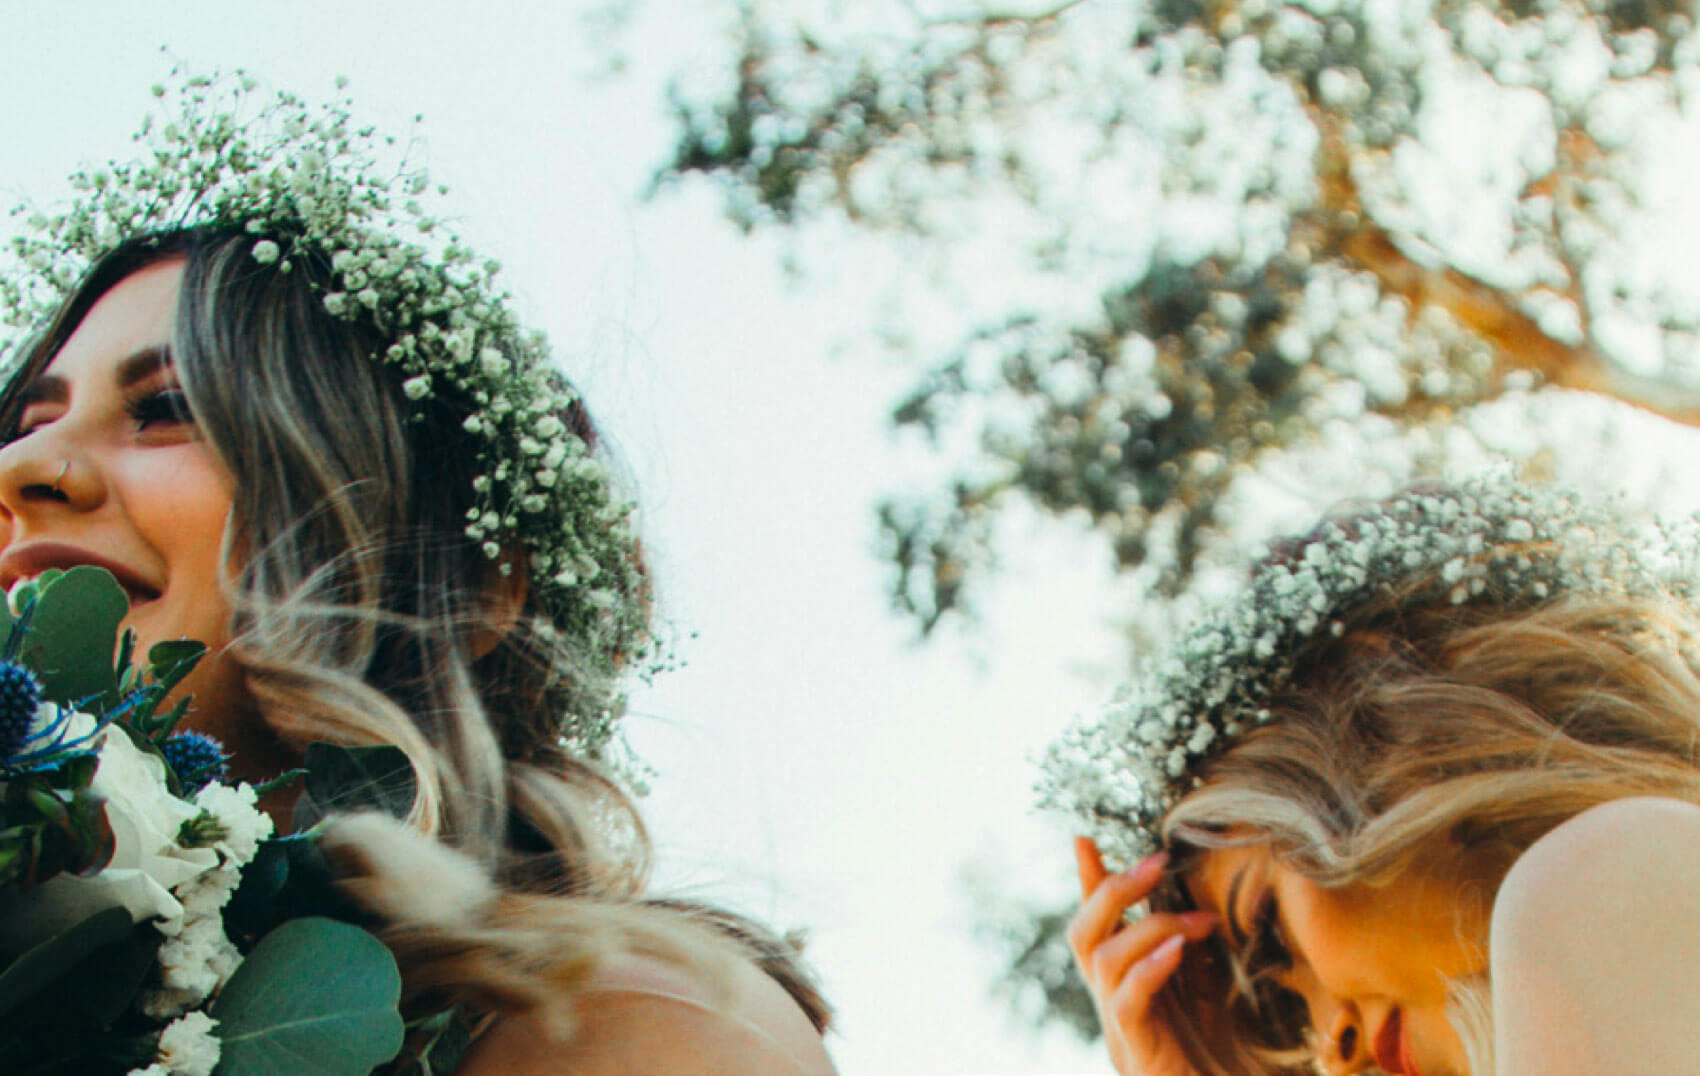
[1248,893,1293,972]
[125,388,193,430]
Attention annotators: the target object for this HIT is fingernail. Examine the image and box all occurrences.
[1181,911,1217,932]
[1126,850,1169,878]
[1144,934,1185,965]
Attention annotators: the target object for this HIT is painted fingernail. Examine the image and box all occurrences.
[1144,934,1185,965]
[1180,911,1218,932]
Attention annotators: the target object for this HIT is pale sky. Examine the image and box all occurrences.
[14,4,1700,1074]
[1,3,1127,1072]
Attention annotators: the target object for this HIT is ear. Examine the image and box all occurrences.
[470,551,529,659]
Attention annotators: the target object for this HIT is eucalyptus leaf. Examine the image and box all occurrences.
[222,835,363,952]
[56,923,158,1028]
[19,567,127,709]
[293,743,416,829]
[0,906,132,1017]
[6,569,62,621]
[211,917,404,1076]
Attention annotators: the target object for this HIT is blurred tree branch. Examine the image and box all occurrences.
[654,0,1700,1032]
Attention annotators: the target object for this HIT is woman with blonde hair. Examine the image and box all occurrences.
[0,74,833,1074]
[1047,481,1700,1074]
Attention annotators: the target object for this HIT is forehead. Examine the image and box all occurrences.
[46,260,183,381]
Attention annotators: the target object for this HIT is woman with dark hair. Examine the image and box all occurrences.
[0,75,833,1074]
[1047,482,1700,1074]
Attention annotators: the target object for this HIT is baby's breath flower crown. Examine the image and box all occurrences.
[1039,478,1700,865]
[0,70,657,700]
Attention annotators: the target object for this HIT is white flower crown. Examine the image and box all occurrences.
[0,69,659,737]
[1038,477,1700,863]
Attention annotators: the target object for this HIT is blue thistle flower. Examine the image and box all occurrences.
[161,731,229,793]
[0,663,43,762]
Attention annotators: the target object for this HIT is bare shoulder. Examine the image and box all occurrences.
[457,953,838,1076]
[1490,796,1700,1075]
[1493,796,1700,927]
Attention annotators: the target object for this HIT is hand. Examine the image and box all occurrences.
[1068,837,1217,1076]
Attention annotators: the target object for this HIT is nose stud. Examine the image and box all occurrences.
[51,461,69,495]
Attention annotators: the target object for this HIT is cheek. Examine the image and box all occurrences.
[122,448,234,641]
[1305,883,1487,999]
[1282,886,1401,996]
[1406,1001,1477,1075]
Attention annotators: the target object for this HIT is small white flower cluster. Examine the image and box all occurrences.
[128,1010,220,1076]
[143,781,274,1019]
[0,67,657,709]
[1038,478,1700,864]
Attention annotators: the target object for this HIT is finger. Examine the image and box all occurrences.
[1067,850,1169,955]
[1074,836,1107,899]
[1090,910,1216,989]
[1105,932,1189,1027]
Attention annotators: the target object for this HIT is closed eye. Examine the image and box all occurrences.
[125,388,194,431]
[1249,892,1293,974]
[1226,888,1309,1048]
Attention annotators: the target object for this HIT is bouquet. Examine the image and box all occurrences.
[0,568,463,1075]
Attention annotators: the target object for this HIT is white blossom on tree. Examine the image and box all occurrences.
[660,0,1700,635]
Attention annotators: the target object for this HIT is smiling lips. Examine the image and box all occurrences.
[1374,1007,1421,1075]
[0,542,161,606]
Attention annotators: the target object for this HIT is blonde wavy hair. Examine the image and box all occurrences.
[0,229,829,1045]
[1143,589,1700,1074]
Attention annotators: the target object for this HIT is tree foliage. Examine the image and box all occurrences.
[658,0,1700,1038]
[661,0,1700,632]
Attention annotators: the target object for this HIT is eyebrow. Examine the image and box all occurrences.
[17,345,173,407]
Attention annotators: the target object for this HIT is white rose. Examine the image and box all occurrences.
[0,712,217,946]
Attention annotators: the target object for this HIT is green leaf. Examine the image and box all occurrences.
[145,638,206,684]
[18,567,128,708]
[293,743,416,829]
[407,1007,472,1075]
[223,836,366,954]
[143,640,206,718]
[0,906,132,1017]
[211,917,404,1076]
[113,627,137,691]
[56,923,158,1028]
[58,785,115,878]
